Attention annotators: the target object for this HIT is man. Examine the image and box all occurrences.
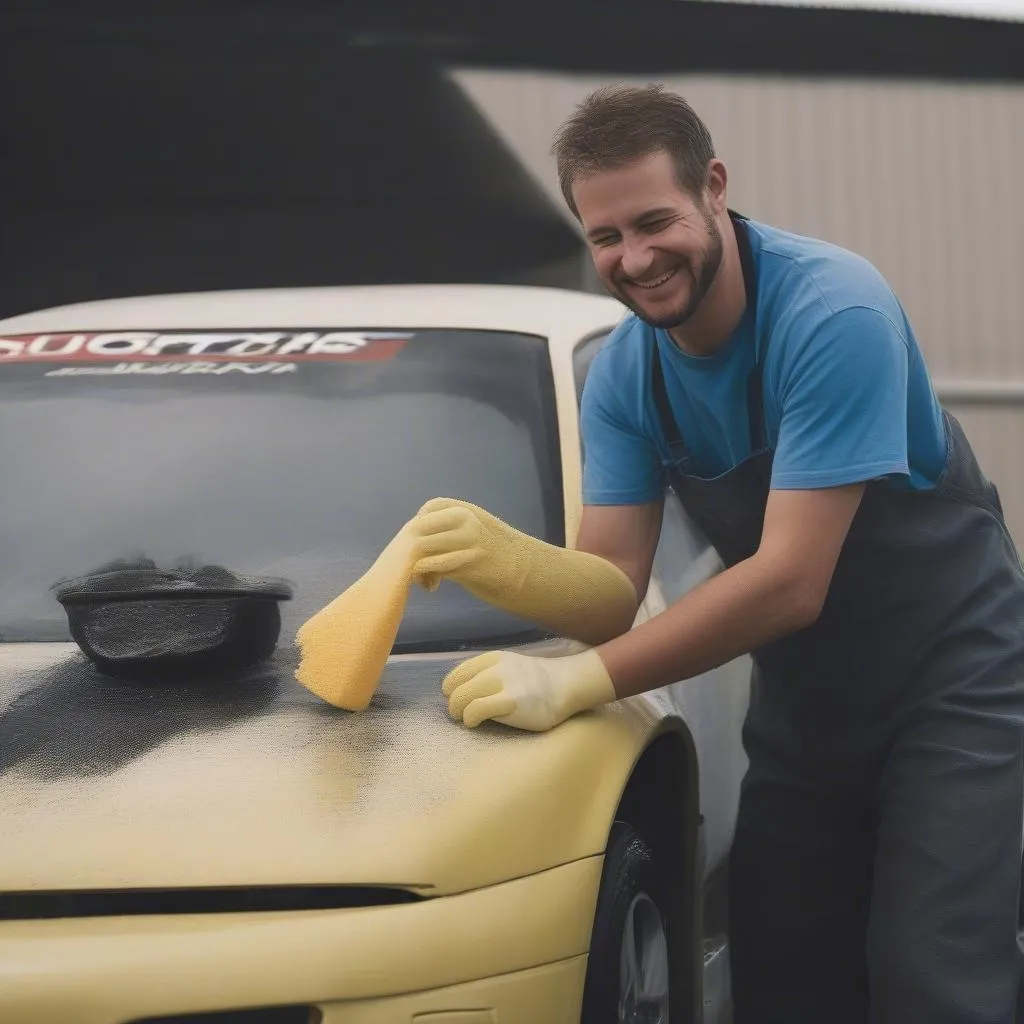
[407,84,1024,1022]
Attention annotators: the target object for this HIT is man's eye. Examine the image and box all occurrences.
[592,236,619,248]
[641,218,672,233]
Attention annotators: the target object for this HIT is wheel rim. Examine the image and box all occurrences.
[618,890,670,1024]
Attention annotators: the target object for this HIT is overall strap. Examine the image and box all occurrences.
[651,210,764,453]
[732,213,765,451]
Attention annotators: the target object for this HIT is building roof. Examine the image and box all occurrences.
[687,0,1024,21]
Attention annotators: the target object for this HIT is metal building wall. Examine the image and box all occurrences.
[453,69,1024,545]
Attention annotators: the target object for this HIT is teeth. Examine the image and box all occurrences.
[634,270,674,290]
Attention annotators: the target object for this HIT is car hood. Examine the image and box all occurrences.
[0,642,657,897]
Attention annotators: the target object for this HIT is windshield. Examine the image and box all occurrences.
[0,327,564,651]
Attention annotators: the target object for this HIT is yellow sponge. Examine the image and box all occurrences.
[294,522,419,710]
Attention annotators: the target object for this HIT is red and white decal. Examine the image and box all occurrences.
[43,362,301,377]
[0,331,412,364]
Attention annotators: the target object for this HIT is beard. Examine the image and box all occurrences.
[611,208,724,330]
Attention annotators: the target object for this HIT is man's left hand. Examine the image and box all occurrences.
[441,648,617,732]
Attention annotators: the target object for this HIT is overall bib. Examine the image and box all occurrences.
[651,214,1024,1022]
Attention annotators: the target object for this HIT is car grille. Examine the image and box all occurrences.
[0,884,421,920]
[129,1010,318,1024]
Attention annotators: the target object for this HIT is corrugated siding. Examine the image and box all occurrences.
[452,69,1024,544]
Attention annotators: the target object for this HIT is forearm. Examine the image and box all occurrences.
[513,545,641,647]
[409,497,641,647]
[597,551,819,698]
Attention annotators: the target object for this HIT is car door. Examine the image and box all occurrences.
[570,324,724,610]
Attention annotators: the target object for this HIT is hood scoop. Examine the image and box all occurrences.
[51,558,293,679]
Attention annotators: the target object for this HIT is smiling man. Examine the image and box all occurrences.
[408,85,1024,1021]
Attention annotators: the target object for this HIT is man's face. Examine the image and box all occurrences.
[573,151,723,330]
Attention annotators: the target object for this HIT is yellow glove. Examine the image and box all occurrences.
[441,648,617,732]
[411,498,638,646]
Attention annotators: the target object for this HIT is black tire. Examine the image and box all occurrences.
[582,820,673,1024]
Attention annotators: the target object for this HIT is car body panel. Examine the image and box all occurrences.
[0,858,599,1023]
[0,638,747,900]
[641,500,752,870]
[0,639,664,896]
[316,959,589,1024]
[0,284,626,346]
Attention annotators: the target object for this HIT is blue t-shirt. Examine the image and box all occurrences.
[581,218,948,505]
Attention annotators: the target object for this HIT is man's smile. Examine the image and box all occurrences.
[627,268,678,291]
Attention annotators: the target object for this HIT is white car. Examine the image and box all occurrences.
[0,285,750,1024]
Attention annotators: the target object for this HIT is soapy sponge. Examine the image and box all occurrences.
[294,522,420,710]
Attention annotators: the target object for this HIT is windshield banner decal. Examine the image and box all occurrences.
[0,331,413,366]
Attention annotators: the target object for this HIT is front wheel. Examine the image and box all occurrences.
[582,821,672,1024]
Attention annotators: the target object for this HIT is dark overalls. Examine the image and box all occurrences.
[651,214,1024,1022]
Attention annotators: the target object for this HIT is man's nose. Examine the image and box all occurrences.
[619,237,655,280]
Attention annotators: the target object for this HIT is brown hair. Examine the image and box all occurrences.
[551,83,717,219]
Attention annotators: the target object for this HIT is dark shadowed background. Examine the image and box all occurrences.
[3,0,1023,320]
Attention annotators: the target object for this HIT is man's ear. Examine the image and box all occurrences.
[705,159,729,214]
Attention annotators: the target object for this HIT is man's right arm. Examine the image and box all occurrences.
[410,336,665,645]
[574,340,667,613]
[574,501,664,607]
